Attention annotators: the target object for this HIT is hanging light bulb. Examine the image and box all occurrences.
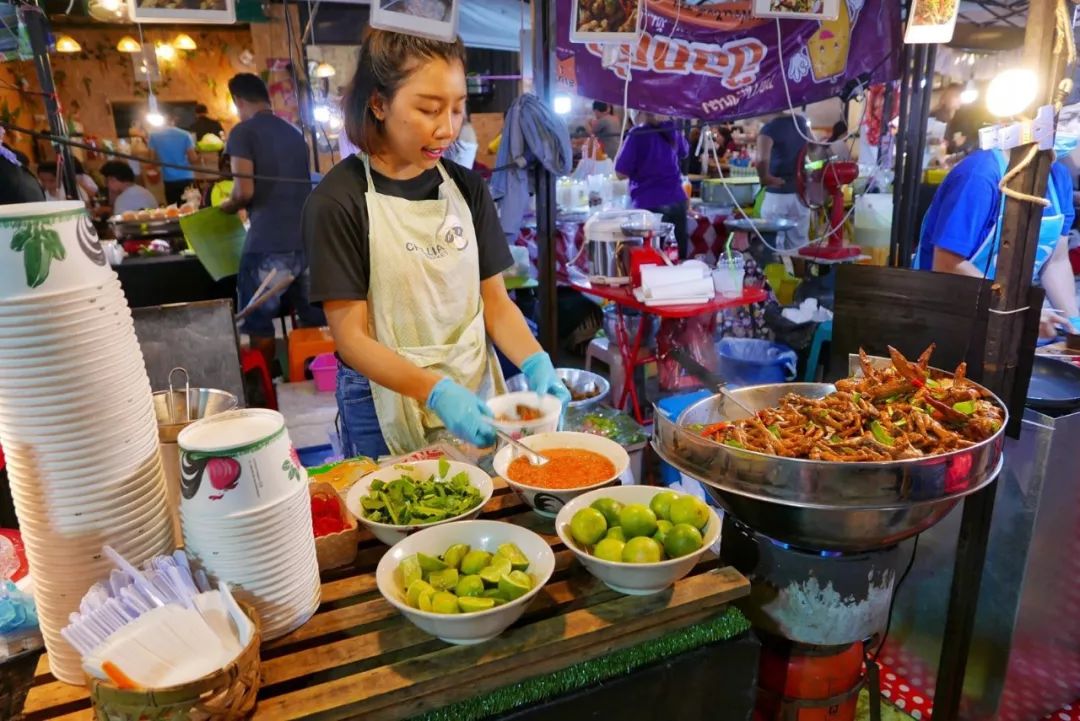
[553,94,572,115]
[986,68,1039,118]
[155,42,176,62]
[329,114,343,130]
[959,79,978,105]
[116,36,141,53]
[55,35,81,53]
[146,95,165,128]
[173,33,197,50]
[314,62,336,78]
[313,105,331,123]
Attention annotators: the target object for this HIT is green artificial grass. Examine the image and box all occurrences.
[412,607,751,721]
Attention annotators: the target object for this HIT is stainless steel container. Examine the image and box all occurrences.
[504,368,611,410]
[588,236,642,281]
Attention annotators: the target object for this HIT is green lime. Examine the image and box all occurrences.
[428,567,459,591]
[498,570,533,601]
[653,519,674,545]
[570,507,608,547]
[406,579,435,608]
[590,498,624,527]
[649,491,678,522]
[482,587,509,603]
[431,591,460,614]
[619,503,658,539]
[458,596,497,613]
[455,574,485,597]
[400,554,422,589]
[479,556,512,586]
[604,526,626,542]
[442,543,471,570]
[496,543,531,571]
[417,552,447,574]
[622,536,664,564]
[669,496,710,530]
[460,550,493,575]
[593,537,625,563]
[664,523,704,558]
[417,588,435,612]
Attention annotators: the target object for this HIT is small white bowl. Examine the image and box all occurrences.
[376,519,555,645]
[345,460,494,545]
[492,431,630,518]
[555,485,721,596]
[486,391,562,443]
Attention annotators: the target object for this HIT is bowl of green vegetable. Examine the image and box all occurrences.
[345,459,495,545]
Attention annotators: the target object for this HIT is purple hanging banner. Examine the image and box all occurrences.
[555,0,901,121]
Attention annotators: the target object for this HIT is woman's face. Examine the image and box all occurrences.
[374,57,467,172]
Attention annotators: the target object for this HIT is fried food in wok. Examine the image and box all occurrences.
[697,345,1004,461]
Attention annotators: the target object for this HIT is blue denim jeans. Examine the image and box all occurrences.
[336,365,390,460]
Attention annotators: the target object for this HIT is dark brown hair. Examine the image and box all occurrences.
[343,28,466,154]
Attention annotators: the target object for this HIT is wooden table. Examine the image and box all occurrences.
[20,485,751,721]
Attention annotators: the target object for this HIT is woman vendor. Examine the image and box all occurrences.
[303,30,569,458]
[914,136,1080,338]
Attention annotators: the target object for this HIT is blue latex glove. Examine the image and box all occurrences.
[426,379,497,447]
[521,351,572,409]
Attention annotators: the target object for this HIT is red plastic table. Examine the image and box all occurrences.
[568,281,768,423]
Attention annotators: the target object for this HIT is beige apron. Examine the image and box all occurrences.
[362,156,506,455]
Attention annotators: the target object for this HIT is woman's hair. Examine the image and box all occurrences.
[343,28,467,154]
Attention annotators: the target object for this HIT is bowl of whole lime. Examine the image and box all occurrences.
[346,459,494,545]
[375,519,555,644]
[555,485,719,595]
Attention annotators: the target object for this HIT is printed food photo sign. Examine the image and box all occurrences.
[127,0,235,24]
[556,0,900,121]
[903,0,960,44]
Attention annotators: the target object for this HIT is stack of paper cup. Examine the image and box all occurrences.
[178,409,321,640]
[0,202,174,684]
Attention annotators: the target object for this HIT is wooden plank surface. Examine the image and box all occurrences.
[21,488,749,721]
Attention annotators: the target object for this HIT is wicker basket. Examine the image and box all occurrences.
[88,603,261,721]
[311,482,359,571]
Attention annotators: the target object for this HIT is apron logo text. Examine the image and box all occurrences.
[405,241,449,260]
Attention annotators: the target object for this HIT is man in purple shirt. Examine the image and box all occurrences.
[615,111,690,258]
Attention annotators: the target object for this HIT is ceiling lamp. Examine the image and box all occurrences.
[55,35,81,53]
[314,62,336,78]
[155,42,176,62]
[173,33,197,50]
[986,68,1039,118]
[146,94,165,128]
[116,36,141,53]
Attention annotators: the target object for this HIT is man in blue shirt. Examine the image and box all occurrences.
[756,112,813,247]
[915,144,1079,337]
[147,113,197,205]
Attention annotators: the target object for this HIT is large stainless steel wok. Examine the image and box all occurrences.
[652,379,1007,552]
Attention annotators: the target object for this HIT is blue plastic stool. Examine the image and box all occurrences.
[803,320,833,382]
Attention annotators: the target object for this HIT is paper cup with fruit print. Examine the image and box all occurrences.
[177,409,307,517]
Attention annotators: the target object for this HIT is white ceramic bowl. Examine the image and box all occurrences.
[492,431,630,518]
[0,278,119,314]
[0,302,130,340]
[375,520,555,645]
[486,391,562,443]
[0,343,143,388]
[554,485,721,596]
[0,283,125,324]
[346,460,494,545]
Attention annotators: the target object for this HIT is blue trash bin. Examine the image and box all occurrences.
[715,338,797,388]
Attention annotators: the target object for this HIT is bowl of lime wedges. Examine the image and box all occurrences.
[555,485,720,595]
[375,519,555,645]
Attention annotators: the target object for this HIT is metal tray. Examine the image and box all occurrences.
[109,216,182,240]
[651,378,1007,551]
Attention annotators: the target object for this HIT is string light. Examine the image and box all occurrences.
[173,33,197,50]
[55,35,81,53]
[116,36,141,53]
[155,42,176,62]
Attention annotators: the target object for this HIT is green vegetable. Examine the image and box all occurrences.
[870,420,895,446]
[359,465,483,526]
[925,378,940,389]
[767,425,781,438]
[723,440,745,449]
[952,400,977,415]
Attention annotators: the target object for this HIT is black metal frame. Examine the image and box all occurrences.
[889,43,936,268]
[532,0,559,357]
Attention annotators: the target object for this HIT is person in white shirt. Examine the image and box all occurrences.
[36,160,98,205]
[98,160,157,216]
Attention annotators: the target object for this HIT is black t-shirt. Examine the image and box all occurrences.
[304,155,512,304]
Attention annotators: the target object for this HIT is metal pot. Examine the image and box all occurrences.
[588,237,642,281]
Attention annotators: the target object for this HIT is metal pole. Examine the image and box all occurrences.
[889,45,914,267]
[932,0,1065,716]
[22,5,77,199]
[890,44,934,268]
[532,0,559,357]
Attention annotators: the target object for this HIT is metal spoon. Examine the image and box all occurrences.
[493,428,550,467]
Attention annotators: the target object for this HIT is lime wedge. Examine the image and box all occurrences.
[495,543,530,571]
[458,596,497,613]
[498,570,533,601]
[418,553,448,573]
[400,554,422,589]
[460,549,493,575]
[406,579,435,608]
[428,567,459,591]
[479,557,512,586]
[417,588,435,612]
[442,543,470,570]
[455,574,485,597]
[431,591,460,614]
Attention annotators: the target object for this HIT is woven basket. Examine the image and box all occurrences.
[88,603,261,721]
[311,482,360,571]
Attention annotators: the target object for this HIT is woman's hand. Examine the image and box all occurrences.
[426,379,497,448]
[521,352,572,409]
[1039,308,1072,339]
